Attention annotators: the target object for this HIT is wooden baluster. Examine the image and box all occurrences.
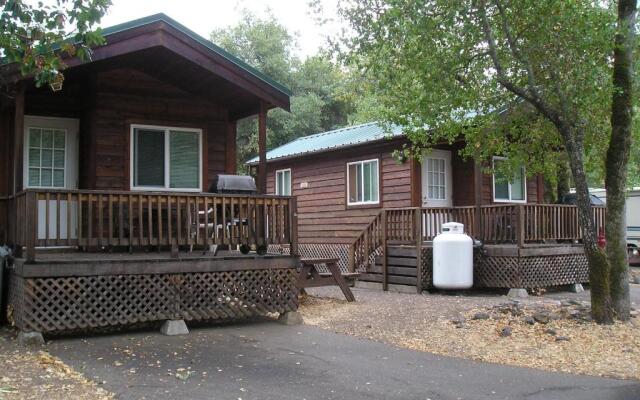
[289,197,298,257]
[118,195,124,246]
[177,196,182,247]
[137,194,143,247]
[203,196,209,247]
[44,192,50,246]
[167,195,173,249]
[67,192,72,246]
[146,195,152,246]
[87,194,94,248]
[157,195,163,247]
[221,197,227,245]
[78,193,84,247]
[98,193,104,248]
[214,197,220,244]
[108,194,113,247]
[55,192,61,245]
[128,194,133,250]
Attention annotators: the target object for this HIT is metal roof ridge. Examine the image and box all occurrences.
[293,121,381,142]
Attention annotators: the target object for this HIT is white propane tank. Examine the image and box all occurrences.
[433,222,473,289]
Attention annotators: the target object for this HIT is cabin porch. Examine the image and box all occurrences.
[1,189,300,334]
[349,205,605,292]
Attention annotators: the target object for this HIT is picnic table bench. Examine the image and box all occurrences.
[298,257,358,302]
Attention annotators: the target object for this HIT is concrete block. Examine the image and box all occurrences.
[507,288,529,298]
[569,283,584,293]
[160,320,189,336]
[277,311,303,326]
[18,331,45,347]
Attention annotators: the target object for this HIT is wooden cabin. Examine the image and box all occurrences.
[248,122,605,292]
[0,14,299,335]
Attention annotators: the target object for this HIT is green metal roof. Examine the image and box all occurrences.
[100,13,292,97]
[247,122,404,164]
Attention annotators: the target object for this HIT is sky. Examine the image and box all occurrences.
[99,0,341,58]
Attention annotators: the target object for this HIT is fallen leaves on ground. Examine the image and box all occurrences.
[0,329,113,400]
[299,292,640,381]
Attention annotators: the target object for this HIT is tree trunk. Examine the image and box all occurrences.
[562,126,614,324]
[606,0,636,320]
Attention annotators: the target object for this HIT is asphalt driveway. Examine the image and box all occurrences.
[47,321,639,400]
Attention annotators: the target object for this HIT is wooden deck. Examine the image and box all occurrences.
[8,251,299,334]
[349,206,601,292]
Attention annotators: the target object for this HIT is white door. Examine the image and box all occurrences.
[421,149,453,208]
[421,150,453,238]
[23,116,79,241]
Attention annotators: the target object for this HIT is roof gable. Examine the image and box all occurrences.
[247,122,404,164]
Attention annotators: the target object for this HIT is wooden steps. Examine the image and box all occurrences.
[357,245,419,287]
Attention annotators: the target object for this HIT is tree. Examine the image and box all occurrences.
[0,0,110,92]
[211,10,356,170]
[606,0,636,320]
[337,0,633,323]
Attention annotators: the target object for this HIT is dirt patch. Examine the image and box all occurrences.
[0,328,113,400]
[299,288,640,381]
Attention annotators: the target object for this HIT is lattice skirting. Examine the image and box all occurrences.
[417,246,588,289]
[475,253,589,289]
[8,268,298,334]
[268,243,351,273]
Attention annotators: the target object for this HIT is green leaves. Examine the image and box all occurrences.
[337,0,623,184]
[1,0,110,89]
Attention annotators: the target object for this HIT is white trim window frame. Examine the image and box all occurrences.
[347,158,380,206]
[130,124,203,192]
[275,168,292,196]
[492,156,527,203]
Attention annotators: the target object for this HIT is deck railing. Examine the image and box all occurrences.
[7,189,297,262]
[348,204,606,272]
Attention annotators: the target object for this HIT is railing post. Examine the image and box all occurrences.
[516,204,525,247]
[415,208,423,294]
[381,209,388,291]
[347,244,356,273]
[25,190,37,262]
[289,196,298,257]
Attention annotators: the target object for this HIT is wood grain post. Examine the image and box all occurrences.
[257,102,268,194]
[517,204,525,247]
[25,190,36,262]
[347,243,356,273]
[289,196,298,257]
[415,208,423,293]
[13,83,25,193]
[473,161,483,241]
[381,209,388,291]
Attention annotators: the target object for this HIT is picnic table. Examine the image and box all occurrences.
[298,257,357,302]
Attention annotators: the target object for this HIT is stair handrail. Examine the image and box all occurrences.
[347,209,385,272]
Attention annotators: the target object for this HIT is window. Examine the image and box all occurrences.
[493,157,526,202]
[347,159,379,205]
[275,169,291,196]
[131,125,201,191]
[27,127,66,188]
[426,158,446,200]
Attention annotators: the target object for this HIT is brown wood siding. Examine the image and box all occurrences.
[90,69,229,190]
[266,140,412,243]
[264,138,545,244]
[21,68,233,191]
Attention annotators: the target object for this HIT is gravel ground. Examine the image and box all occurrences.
[0,328,113,400]
[300,284,640,381]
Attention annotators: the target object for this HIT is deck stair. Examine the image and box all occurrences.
[358,245,419,287]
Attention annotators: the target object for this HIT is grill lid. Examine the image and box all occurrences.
[211,174,257,193]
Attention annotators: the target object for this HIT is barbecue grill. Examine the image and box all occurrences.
[193,174,266,255]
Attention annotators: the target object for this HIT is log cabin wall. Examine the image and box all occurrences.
[264,138,545,244]
[88,68,229,190]
[20,67,234,192]
[266,140,413,244]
